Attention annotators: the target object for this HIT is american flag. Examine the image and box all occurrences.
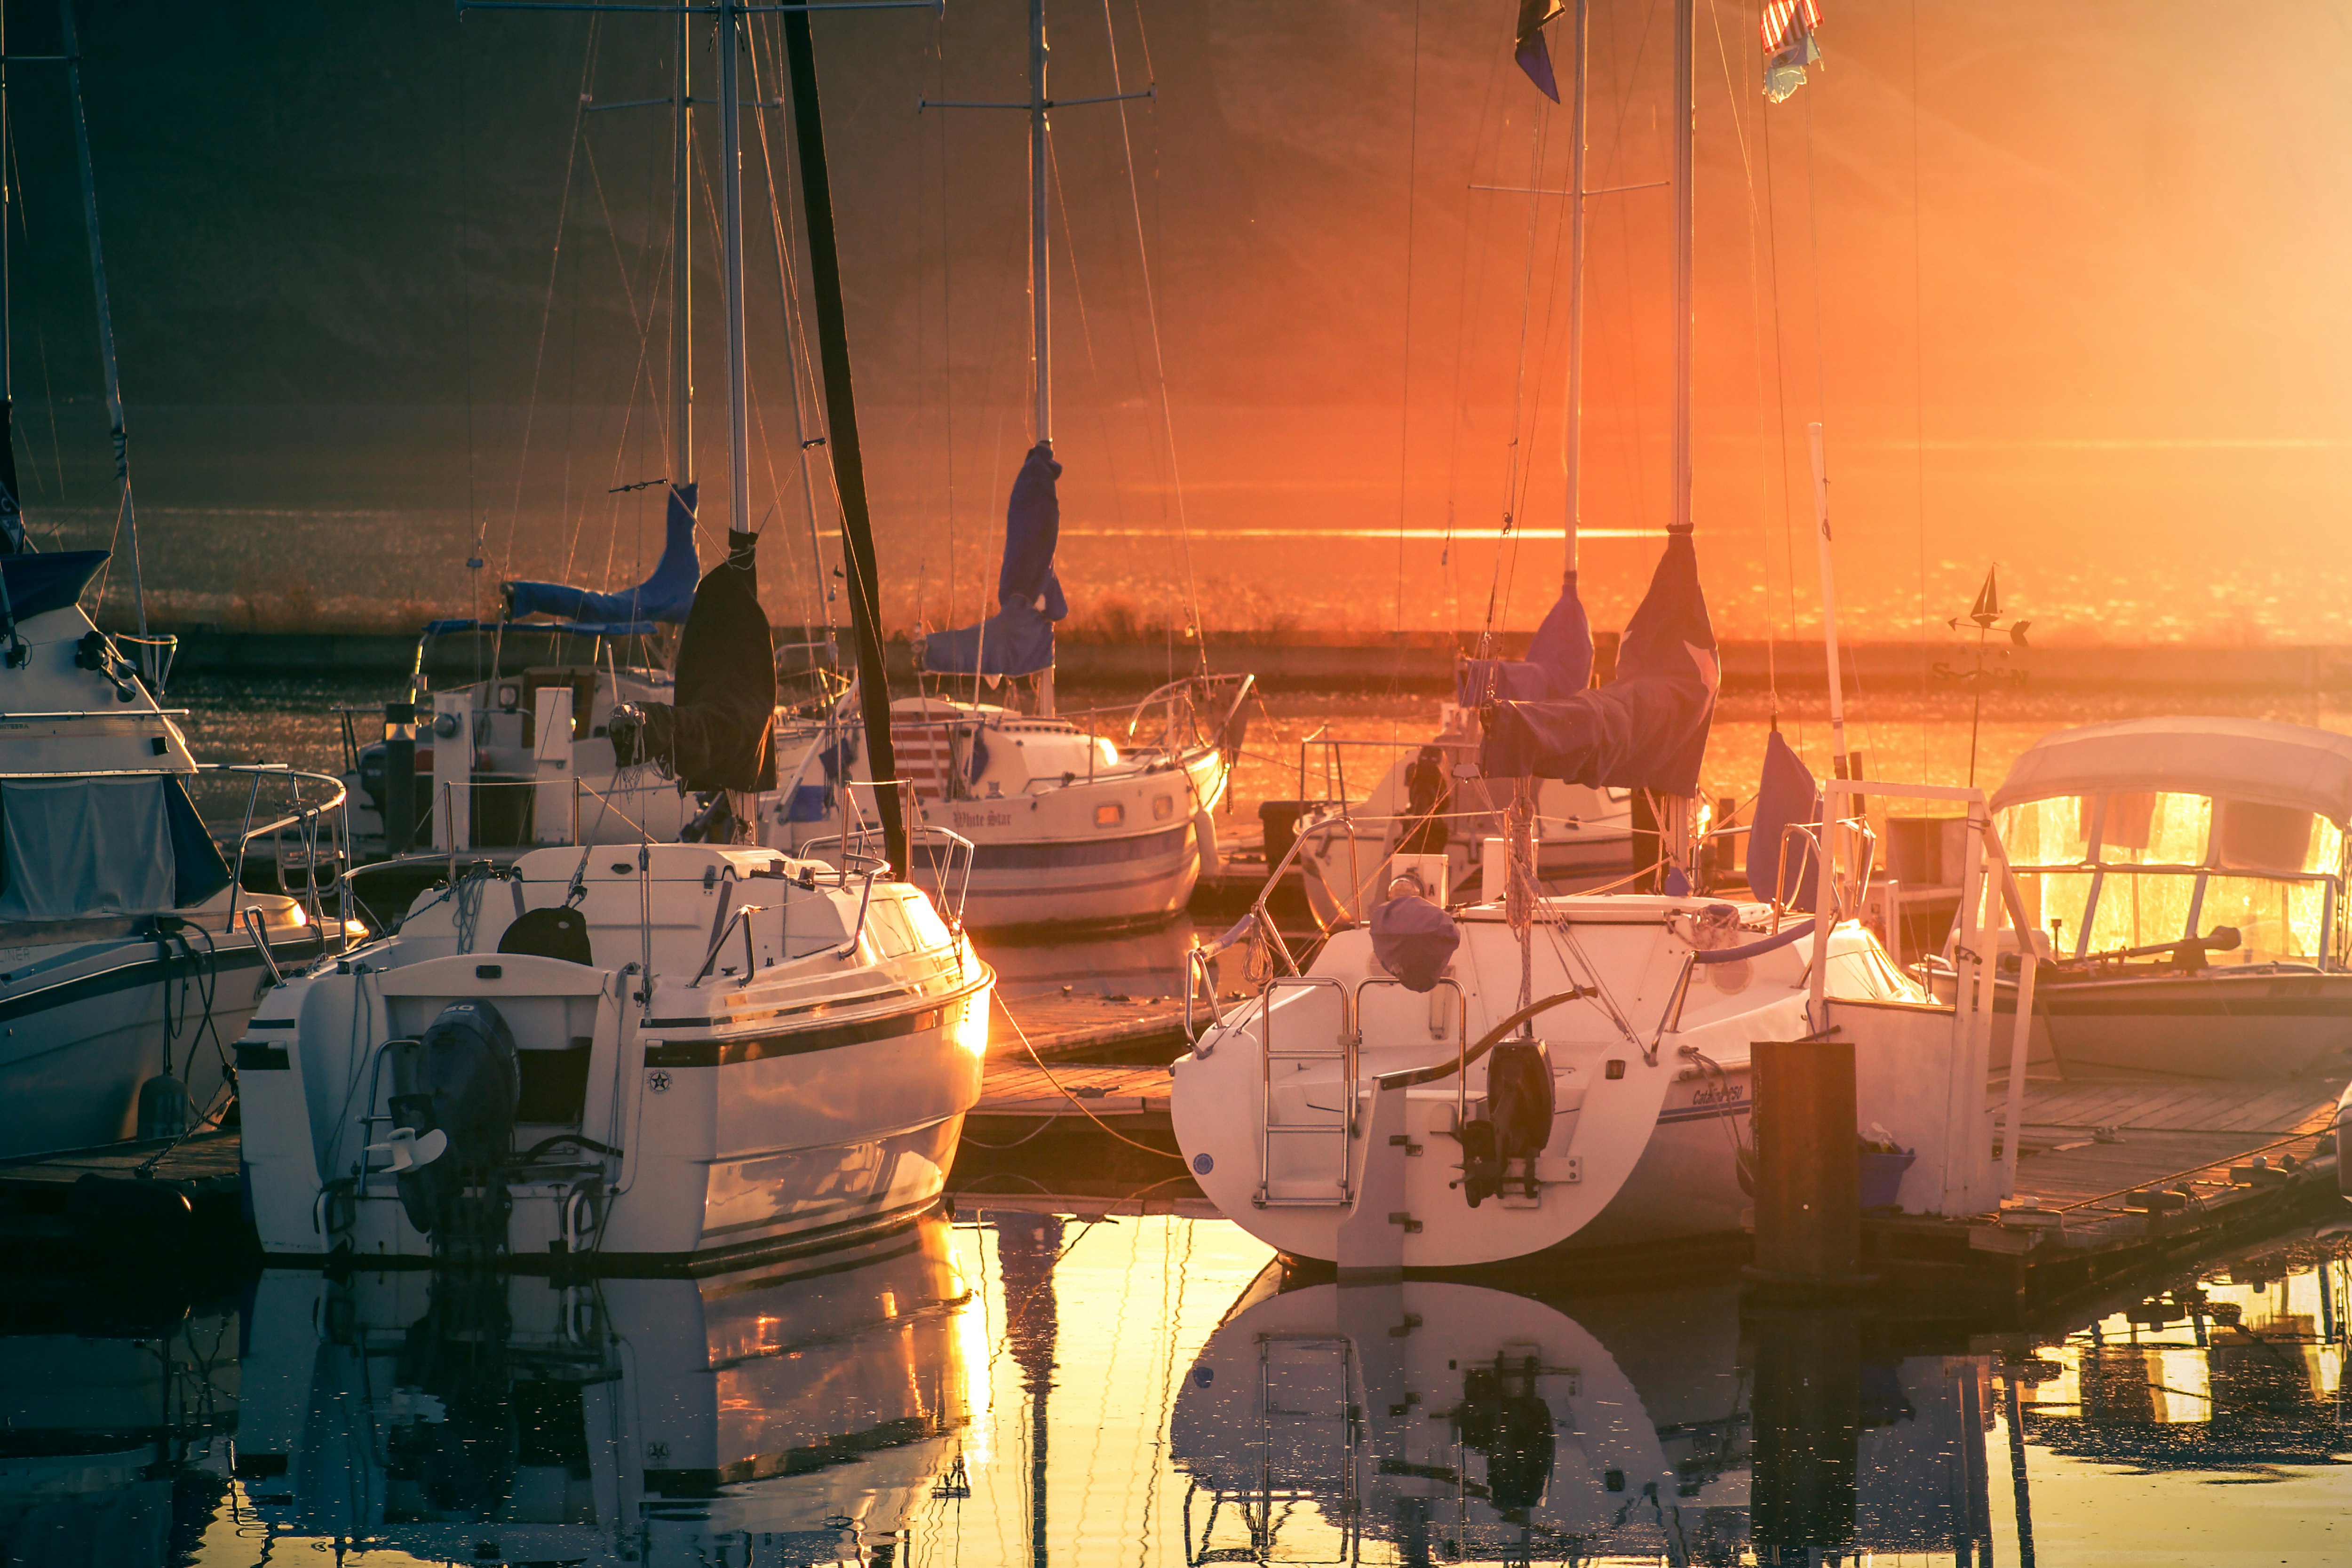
[891,722,958,803]
[1761,0,1822,103]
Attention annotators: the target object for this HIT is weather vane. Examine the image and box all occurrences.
[1934,566,2030,786]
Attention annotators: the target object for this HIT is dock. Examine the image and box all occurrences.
[1863,1072,2342,1323]
[0,1129,251,1256]
[5,1063,2332,1312]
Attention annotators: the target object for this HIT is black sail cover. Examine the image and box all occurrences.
[1477,529,1720,796]
[622,529,778,792]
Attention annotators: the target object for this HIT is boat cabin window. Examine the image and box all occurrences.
[1996,791,2346,966]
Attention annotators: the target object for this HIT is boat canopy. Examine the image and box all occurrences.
[0,774,231,922]
[501,482,700,628]
[1457,571,1593,705]
[1992,717,2352,826]
[1477,530,1719,797]
[923,442,1066,679]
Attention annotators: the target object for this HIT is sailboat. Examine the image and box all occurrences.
[0,0,354,1160]
[239,3,993,1268]
[1171,1264,2010,1563]
[1169,0,1917,1269]
[766,0,1255,932]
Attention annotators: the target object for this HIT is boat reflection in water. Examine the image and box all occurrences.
[231,1216,975,1567]
[1171,1267,2108,1566]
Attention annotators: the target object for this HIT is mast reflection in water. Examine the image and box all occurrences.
[0,1218,2344,1565]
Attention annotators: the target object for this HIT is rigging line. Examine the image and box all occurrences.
[1758,78,1800,732]
[1391,0,1423,654]
[1044,130,1131,539]
[1912,0,1929,775]
[1704,0,1782,707]
[749,17,839,640]
[1440,41,1510,640]
[594,234,670,593]
[1787,88,1825,733]
[1593,0,1661,538]
[934,1,956,651]
[1502,113,1578,637]
[562,135,669,583]
[1479,103,1553,656]
[455,22,479,635]
[499,18,602,581]
[1099,0,1204,662]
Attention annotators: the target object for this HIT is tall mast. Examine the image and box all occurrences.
[672,6,692,486]
[0,0,20,555]
[60,0,143,638]
[1563,0,1586,590]
[1027,0,1049,445]
[1670,0,1692,538]
[784,6,907,878]
[716,5,748,542]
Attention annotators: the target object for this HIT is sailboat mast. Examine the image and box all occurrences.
[717,8,750,547]
[783,6,907,878]
[59,0,142,637]
[673,6,692,486]
[1028,0,1050,446]
[0,0,19,554]
[1563,0,1586,591]
[1670,0,1692,539]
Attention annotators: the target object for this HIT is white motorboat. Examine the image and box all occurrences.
[0,552,348,1160]
[230,1217,973,1565]
[237,834,991,1267]
[1929,716,2352,1078]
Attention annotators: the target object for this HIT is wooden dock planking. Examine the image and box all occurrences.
[0,1129,242,1190]
[988,990,1191,1062]
[972,1061,1172,1123]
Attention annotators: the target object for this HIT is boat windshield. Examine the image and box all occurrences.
[1995,791,2346,964]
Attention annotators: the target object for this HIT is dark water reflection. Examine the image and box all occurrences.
[5,1219,2346,1567]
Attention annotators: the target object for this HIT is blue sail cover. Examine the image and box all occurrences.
[503,482,700,626]
[1457,571,1594,705]
[1478,529,1720,796]
[1745,728,1821,909]
[924,443,1068,678]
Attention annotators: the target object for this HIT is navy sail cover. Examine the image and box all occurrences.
[1745,728,1821,909]
[923,442,1068,678]
[503,482,701,627]
[1457,570,1594,705]
[1478,530,1719,796]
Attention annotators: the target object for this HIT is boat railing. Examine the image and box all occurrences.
[206,764,356,955]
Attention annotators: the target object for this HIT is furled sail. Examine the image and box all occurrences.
[501,482,701,630]
[1477,530,1719,796]
[922,442,1068,678]
[608,528,778,794]
[1457,570,1594,705]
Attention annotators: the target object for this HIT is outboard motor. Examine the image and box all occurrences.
[1462,1040,1556,1208]
[389,1000,519,1261]
[1458,1351,1555,1515]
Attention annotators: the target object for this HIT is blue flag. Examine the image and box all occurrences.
[1478,529,1719,796]
[1746,728,1821,908]
[925,442,1069,678]
[504,482,700,626]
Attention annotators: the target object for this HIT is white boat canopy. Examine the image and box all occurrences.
[1993,717,2352,826]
